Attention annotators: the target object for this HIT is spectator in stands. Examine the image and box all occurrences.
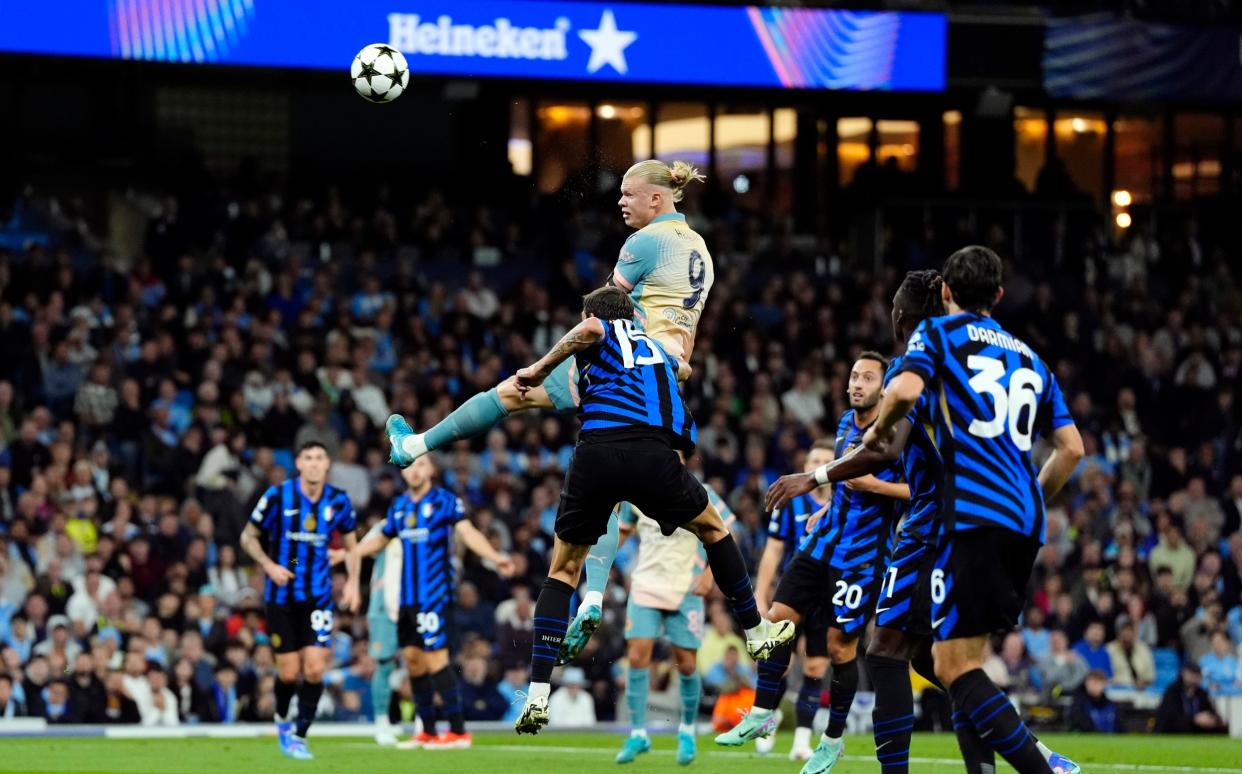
[546,667,595,728]
[698,601,751,677]
[1149,519,1196,591]
[69,651,106,723]
[1155,663,1225,733]
[1197,631,1241,694]
[1021,605,1052,661]
[0,673,23,718]
[1073,622,1113,679]
[1180,600,1224,663]
[459,655,507,721]
[1036,630,1089,699]
[1069,670,1118,733]
[1106,617,1155,689]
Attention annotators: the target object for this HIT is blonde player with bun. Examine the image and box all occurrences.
[386,159,712,464]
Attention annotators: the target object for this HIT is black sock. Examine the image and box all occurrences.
[949,669,1051,773]
[275,678,296,720]
[703,534,761,629]
[754,643,792,710]
[825,658,858,739]
[796,676,822,729]
[531,577,574,682]
[910,639,945,692]
[294,680,324,738]
[431,667,466,734]
[868,654,914,773]
[952,705,997,774]
[411,672,438,732]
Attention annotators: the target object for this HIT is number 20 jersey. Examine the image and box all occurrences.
[896,312,1073,542]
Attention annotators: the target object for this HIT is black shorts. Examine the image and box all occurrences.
[555,429,708,546]
[266,602,335,653]
[874,535,937,636]
[931,528,1041,642]
[397,603,454,652]
[774,554,880,638]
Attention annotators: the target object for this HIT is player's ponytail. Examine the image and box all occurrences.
[623,159,705,203]
[924,272,946,318]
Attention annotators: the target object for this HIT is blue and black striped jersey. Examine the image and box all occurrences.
[884,355,944,545]
[767,492,828,573]
[897,313,1073,541]
[250,480,356,607]
[381,487,466,609]
[799,411,904,573]
[577,318,696,451]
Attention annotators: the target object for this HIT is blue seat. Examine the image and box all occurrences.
[1149,648,1180,694]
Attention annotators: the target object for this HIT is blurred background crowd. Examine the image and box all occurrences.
[1,172,1240,735]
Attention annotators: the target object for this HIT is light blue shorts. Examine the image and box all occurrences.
[367,610,399,661]
[544,357,579,412]
[625,592,704,650]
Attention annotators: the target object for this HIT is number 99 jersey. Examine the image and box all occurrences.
[611,212,713,363]
[896,312,1073,542]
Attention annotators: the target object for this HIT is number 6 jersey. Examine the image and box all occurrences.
[611,212,714,363]
[896,312,1073,541]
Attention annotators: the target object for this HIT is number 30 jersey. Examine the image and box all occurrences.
[612,212,714,363]
[896,312,1073,542]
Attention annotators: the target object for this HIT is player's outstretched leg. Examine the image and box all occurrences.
[559,511,620,665]
[516,572,578,734]
[714,640,790,746]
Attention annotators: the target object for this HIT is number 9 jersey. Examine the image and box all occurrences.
[611,212,713,363]
[896,312,1073,542]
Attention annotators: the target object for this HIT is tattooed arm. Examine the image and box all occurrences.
[514,317,606,393]
[239,522,294,586]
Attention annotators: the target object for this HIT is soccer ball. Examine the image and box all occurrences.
[351,44,409,104]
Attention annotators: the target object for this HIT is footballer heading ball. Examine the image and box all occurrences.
[352,43,409,103]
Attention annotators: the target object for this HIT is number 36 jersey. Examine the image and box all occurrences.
[612,212,713,363]
[896,312,1073,542]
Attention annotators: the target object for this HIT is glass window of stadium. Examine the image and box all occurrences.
[715,106,769,206]
[838,117,872,187]
[509,99,532,176]
[654,103,710,208]
[1013,106,1046,193]
[876,120,919,174]
[595,103,650,177]
[1053,111,1106,200]
[534,101,590,194]
[944,111,961,191]
[1113,116,1164,204]
[772,108,797,212]
[1173,114,1225,199]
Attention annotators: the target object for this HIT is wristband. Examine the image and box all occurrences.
[813,465,830,486]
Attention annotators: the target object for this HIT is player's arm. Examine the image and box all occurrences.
[1038,423,1085,501]
[866,372,925,451]
[341,523,387,612]
[764,422,912,512]
[454,520,516,577]
[514,317,606,392]
[239,522,293,587]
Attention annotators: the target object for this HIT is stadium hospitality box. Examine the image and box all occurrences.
[0,0,946,92]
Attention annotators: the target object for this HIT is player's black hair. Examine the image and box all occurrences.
[856,350,890,372]
[942,245,1003,313]
[895,269,946,322]
[582,286,635,322]
[296,440,329,457]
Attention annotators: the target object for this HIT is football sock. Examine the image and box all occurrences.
[275,678,296,721]
[371,657,395,722]
[295,680,324,738]
[422,388,509,453]
[868,654,915,773]
[531,578,574,682]
[755,643,792,710]
[949,669,1051,773]
[431,667,466,734]
[679,670,701,726]
[825,658,859,739]
[626,666,649,731]
[953,706,997,774]
[703,534,761,629]
[796,675,823,730]
[410,673,438,733]
[581,510,621,607]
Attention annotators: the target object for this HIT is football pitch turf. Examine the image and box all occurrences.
[3,732,1242,774]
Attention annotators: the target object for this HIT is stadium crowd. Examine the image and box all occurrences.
[0,179,1240,735]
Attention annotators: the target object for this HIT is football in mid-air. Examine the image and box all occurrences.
[351,43,409,103]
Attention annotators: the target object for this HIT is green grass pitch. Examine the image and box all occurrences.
[3,731,1240,773]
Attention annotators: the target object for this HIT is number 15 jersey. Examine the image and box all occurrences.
[612,212,713,363]
[896,312,1073,542]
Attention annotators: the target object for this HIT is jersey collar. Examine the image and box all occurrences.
[650,212,685,225]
